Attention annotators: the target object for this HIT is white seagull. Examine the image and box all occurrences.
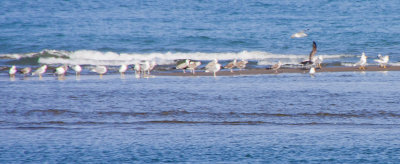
[141,61,151,76]
[176,59,190,73]
[309,67,316,75]
[91,65,107,78]
[374,54,389,68]
[70,65,82,76]
[291,30,308,38]
[55,65,67,79]
[313,55,324,69]
[9,65,17,78]
[134,62,141,77]
[119,64,128,76]
[187,61,201,74]
[205,59,221,77]
[32,65,47,78]
[354,52,367,70]
[148,61,157,74]
[271,61,282,73]
[224,59,237,72]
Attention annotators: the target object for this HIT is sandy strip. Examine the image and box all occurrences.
[155,66,400,76]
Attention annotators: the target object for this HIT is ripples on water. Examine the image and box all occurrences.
[1,72,400,162]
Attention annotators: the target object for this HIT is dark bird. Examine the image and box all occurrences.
[300,41,317,65]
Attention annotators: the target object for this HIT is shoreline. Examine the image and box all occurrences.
[155,66,400,76]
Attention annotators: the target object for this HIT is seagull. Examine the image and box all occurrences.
[134,62,141,77]
[141,61,151,76]
[32,65,47,78]
[309,67,316,75]
[271,61,282,73]
[176,59,190,73]
[374,54,389,68]
[313,55,324,69]
[119,64,128,76]
[354,52,367,70]
[20,67,31,77]
[55,65,67,79]
[187,61,201,75]
[70,65,82,76]
[148,61,157,74]
[9,65,17,78]
[300,41,317,66]
[91,65,107,78]
[236,59,248,71]
[291,30,308,38]
[205,59,221,77]
[224,59,237,72]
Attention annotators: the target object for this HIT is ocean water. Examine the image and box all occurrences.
[1,0,400,163]
[2,72,400,163]
[1,0,400,69]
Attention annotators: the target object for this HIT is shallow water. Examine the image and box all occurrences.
[1,72,400,162]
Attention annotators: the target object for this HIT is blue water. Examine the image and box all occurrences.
[1,0,400,67]
[1,72,400,163]
[1,0,400,163]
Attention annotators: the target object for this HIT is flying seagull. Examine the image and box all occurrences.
[300,41,317,66]
[291,30,308,38]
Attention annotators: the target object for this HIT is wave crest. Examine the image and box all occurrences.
[1,49,356,66]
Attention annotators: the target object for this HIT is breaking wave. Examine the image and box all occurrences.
[0,49,356,66]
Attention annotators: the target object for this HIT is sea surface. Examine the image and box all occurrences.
[1,0,400,163]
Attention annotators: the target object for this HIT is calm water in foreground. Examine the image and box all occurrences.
[1,71,400,163]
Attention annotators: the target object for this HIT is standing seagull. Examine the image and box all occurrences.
[236,59,248,71]
[374,54,389,68]
[119,64,128,76]
[141,61,151,76]
[187,61,201,75]
[301,41,317,66]
[148,61,157,75]
[134,62,141,77]
[354,52,367,70]
[32,65,47,79]
[271,61,282,73]
[309,67,316,76]
[91,65,107,78]
[205,59,221,77]
[313,56,324,69]
[176,59,190,73]
[70,65,82,76]
[224,59,237,72]
[55,65,67,79]
[291,30,308,38]
[20,67,31,77]
[9,65,17,78]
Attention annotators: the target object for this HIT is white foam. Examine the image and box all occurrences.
[0,53,37,59]
[34,50,355,66]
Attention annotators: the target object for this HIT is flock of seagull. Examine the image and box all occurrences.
[6,30,391,79]
[7,60,158,79]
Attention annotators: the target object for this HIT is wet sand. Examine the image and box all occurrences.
[156,66,400,76]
